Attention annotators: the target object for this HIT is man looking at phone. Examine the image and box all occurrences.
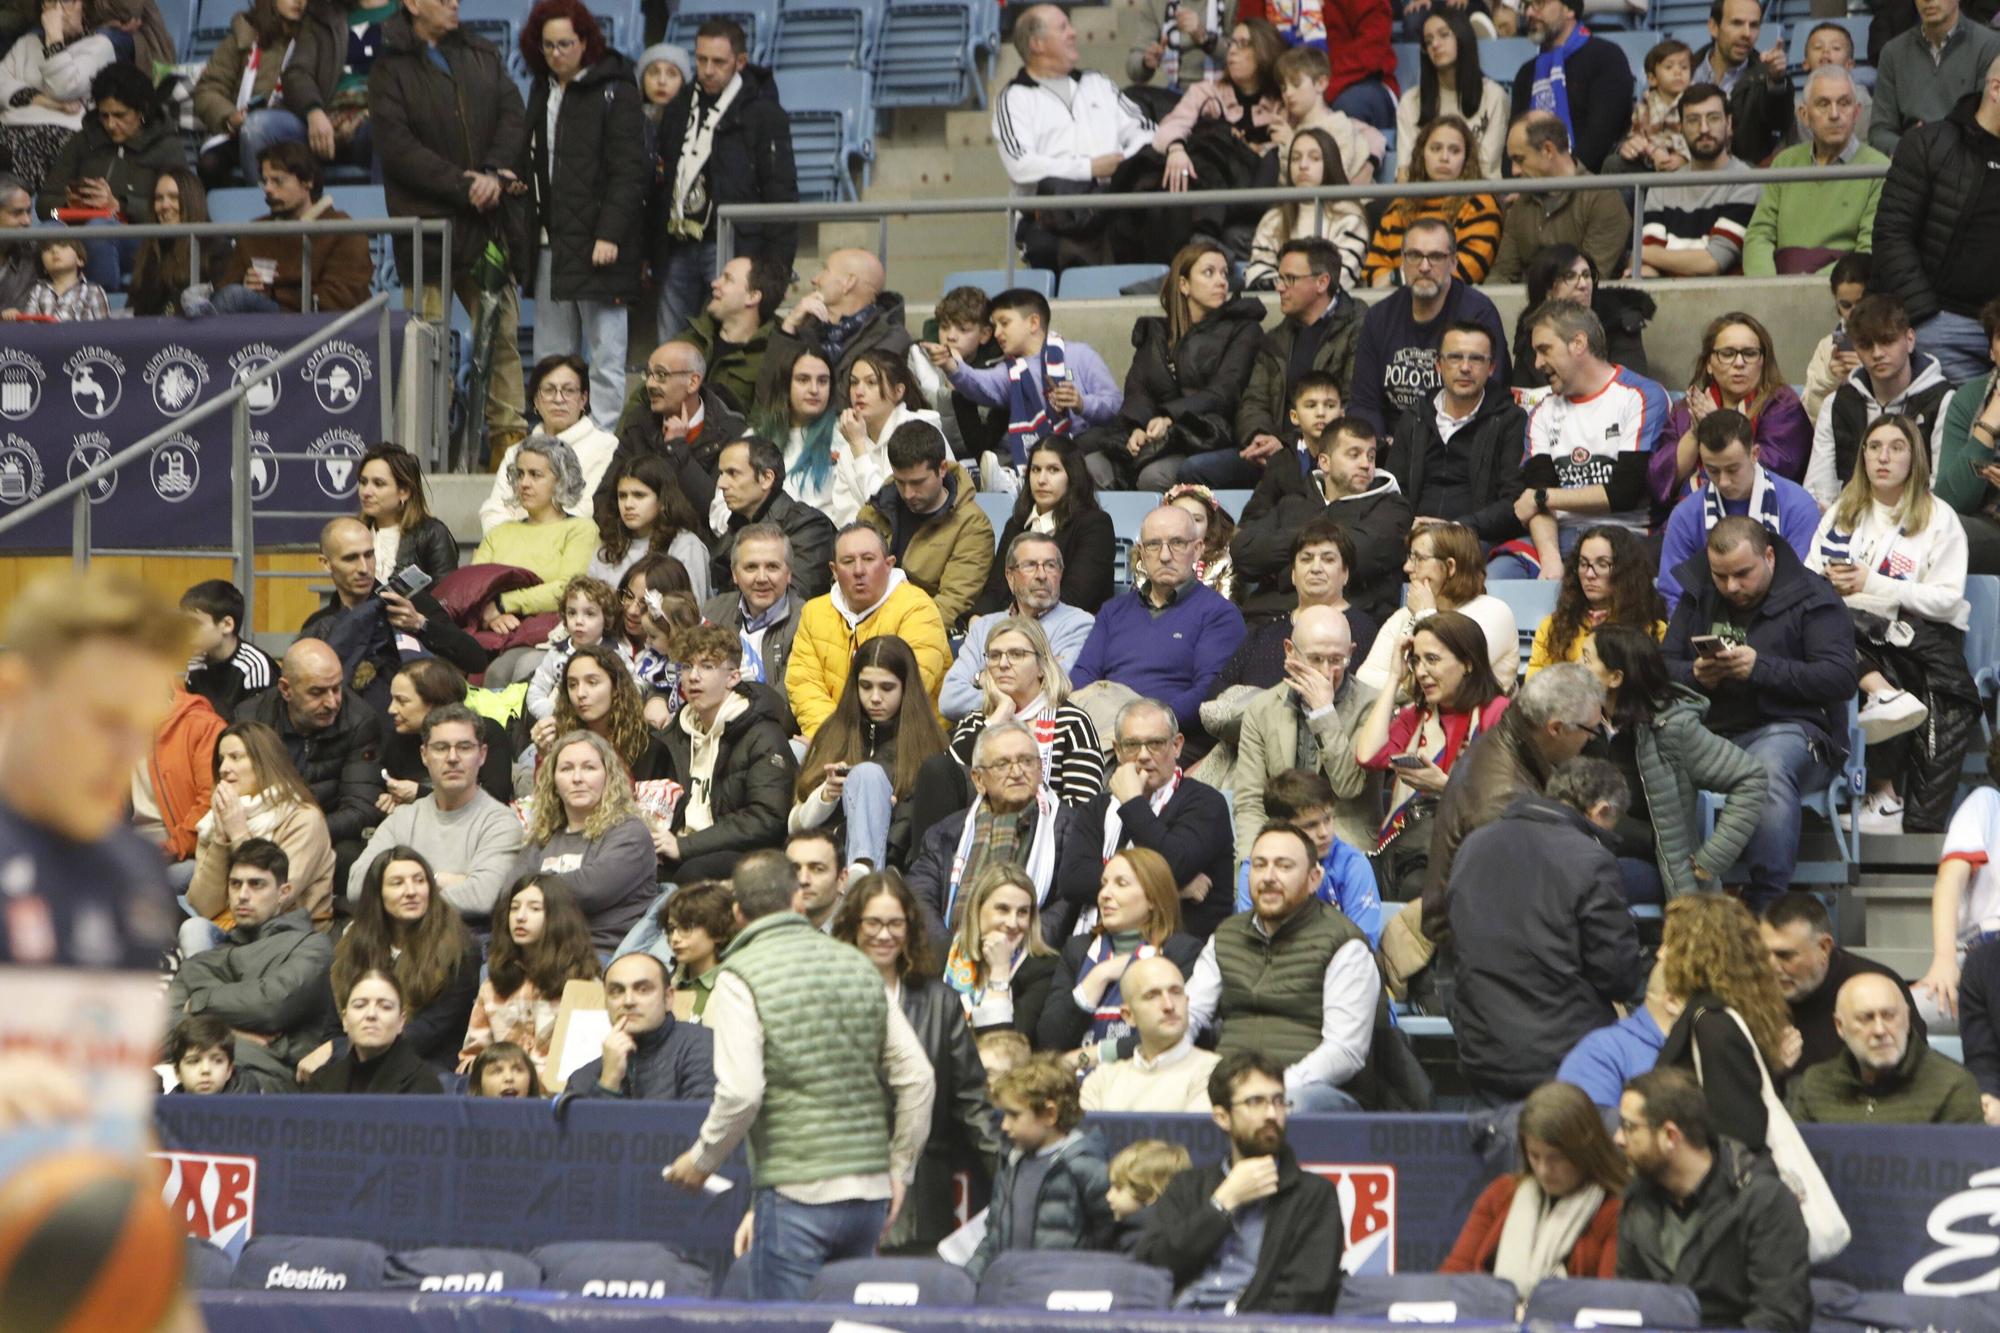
[1663,517,1856,909]
[300,518,487,713]
[1804,293,1954,507]
[566,952,717,1100]
[1929,294,2000,574]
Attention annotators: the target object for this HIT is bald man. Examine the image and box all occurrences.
[1079,954,1217,1114]
[235,638,385,855]
[765,246,913,403]
[1787,973,1983,1124]
[298,517,486,712]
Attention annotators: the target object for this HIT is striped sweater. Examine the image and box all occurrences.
[1639,157,1760,274]
[949,703,1107,807]
[1360,192,1504,286]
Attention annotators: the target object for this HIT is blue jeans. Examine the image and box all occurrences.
[1733,721,1834,907]
[1331,76,1397,134]
[748,1188,887,1302]
[1617,856,1665,908]
[654,238,716,341]
[1175,449,1265,491]
[1914,311,1994,386]
[1289,1080,1362,1113]
[534,248,629,430]
[237,107,307,180]
[841,761,894,870]
[211,285,283,315]
[80,216,138,293]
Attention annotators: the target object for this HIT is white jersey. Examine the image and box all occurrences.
[1942,786,2000,950]
[1524,366,1669,534]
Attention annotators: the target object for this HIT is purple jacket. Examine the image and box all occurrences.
[1649,386,1812,514]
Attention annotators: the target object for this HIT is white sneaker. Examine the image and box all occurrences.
[978,450,1020,495]
[1470,11,1497,37]
[1846,788,1906,836]
[1858,689,1927,744]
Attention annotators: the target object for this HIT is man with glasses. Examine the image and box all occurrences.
[1225,239,1365,491]
[1057,698,1235,939]
[1383,321,1530,547]
[1136,1048,1346,1313]
[941,532,1094,720]
[1507,0,1634,176]
[1633,84,1761,279]
[1349,217,1509,440]
[1803,292,1954,508]
[606,340,747,518]
[1492,111,1631,284]
[1071,507,1245,758]
[344,704,523,924]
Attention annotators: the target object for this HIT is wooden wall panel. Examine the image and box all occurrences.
[0,552,329,634]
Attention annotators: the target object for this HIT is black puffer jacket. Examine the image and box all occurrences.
[369,10,528,283]
[650,63,797,268]
[603,383,747,519]
[975,505,1117,615]
[659,682,797,865]
[1120,296,1266,449]
[528,53,649,303]
[1231,465,1413,622]
[1872,93,2000,326]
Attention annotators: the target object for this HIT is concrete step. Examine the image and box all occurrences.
[871,139,1015,196]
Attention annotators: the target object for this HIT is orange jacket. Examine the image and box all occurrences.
[1439,1172,1622,1280]
[150,685,225,861]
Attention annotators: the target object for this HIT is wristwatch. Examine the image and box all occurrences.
[1534,487,1549,515]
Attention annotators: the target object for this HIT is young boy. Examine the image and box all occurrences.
[976,1029,1031,1086]
[967,1056,1114,1280]
[181,580,274,718]
[1232,769,1382,946]
[1106,1138,1191,1250]
[167,1014,246,1095]
[1616,39,1693,173]
[1797,21,1870,147]
[914,286,1006,468]
[1270,47,1381,185]
[930,289,1122,488]
[17,237,108,322]
[658,625,793,878]
[1291,369,1344,457]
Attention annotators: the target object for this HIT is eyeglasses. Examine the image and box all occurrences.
[1116,736,1175,754]
[1231,1094,1284,1112]
[987,648,1036,665]
[424,740,482,757]
[1709,346,1763,364]
[1136,536,1197,556]
[1272,270,1318,290]
[541,36,579,52]
[1404,250,1452,269]
[1007,559,1062,575]
[859,917,908,936]
[538,382,584,399]
[645,367,695,383]
[1561,718,1610,740]
[977,755,1037,774]
[1576,557,1616,575]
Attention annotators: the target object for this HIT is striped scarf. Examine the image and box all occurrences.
[1702,462,1784,538]
[1004,334,1071,466]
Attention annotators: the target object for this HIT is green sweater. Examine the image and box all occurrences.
[470,515,597,615]
[1788,1040,1984,1124]
[1936,371,2000,514]
[1740,141,1888,277]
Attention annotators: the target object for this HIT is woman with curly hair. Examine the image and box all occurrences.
[1655,894,1797,1150]
[507,729,660,952]
[302,846,480,1078]
[587,452,711,600]
[458,873,602,1077]
[1526,525,1665,674]
[834,869,1004,1254]
[472,431,601,686]
[1360,115,1502,286]
[1652,312,1811,513]
[541,643,673,784]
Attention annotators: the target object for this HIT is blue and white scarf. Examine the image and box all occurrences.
[1531,23,1591,143]
[1004,333,1072,466]
[1701,462,1784,538]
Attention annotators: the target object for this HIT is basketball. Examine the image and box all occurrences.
[0,1152,184,1332]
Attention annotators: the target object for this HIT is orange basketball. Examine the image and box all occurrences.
[0,1151,184,1332]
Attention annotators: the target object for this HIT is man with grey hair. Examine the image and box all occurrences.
[904,719,1077,952]
[600,338,746,522]
[1743,64,1887,277]
[1072,507,1245,756]
[1504,300,1670,579]
[1788,972,1982,1123]
[993,3,1152,269]
[703,522,799,687]
[0,173,34,315]
[711,436,838,604]
[1448,755,1645,1104]
[1057,697,1237,939]
[1423,662,1609,947]
[940,531,1095,719]
[664,848,935,1301]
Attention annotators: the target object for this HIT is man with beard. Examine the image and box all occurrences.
[1506,0,1634,173]
[1634,85,1762,278]
[200,141,372,313]
[0,174,34,315]
[1349,218,1509,440]
[1135,1049,1345,1313]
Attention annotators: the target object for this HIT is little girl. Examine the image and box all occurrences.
[18,238,108,322]
[633,589,699,728]
[466,1041,545,1097]
[525,575,619,721]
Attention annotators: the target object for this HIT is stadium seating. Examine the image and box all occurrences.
[941,268,1056,299]
[533,1241,714,1300]
[669,0,779,63]
[231,1236,391,1291]
[975,1251,1173,1311]
[774,0,880,70]
[775,68,876,201]
[1964,575,2000,723]
[1523,1277,1703,1329]
[1338,1273,1518,1323]
[874,0,997,109]
[1485,579,1559,666]
[385,1247,544,1291]
[807,1257,978,1306]
[1059,264,1167,299]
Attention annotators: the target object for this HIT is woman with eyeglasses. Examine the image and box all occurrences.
[1651,312,1810,516]
[1526,525,1665,674]
[521,0,646,431]
[377,657,516,807]
[833,870,1004,1255]
[479,356,619,534]
[1355,521,1517,693]
[471,432,600,686]
[1509,244,1655,392]
[948,617,1104,807]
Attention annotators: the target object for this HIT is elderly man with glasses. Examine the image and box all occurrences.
[940,532,1096,720]
[601,340,747,519]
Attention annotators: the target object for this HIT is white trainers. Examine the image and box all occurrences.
[978,451,1021,496]
[1843,787,1906,835]
[1858,689,1927,744]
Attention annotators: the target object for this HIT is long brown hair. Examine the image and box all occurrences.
[1517,1081,1629,1194]
[1101,847,1181,946]
[360,444,435,530]
[831,869,936,978]
[795,636,949,801]
[1276,128,1352,245]
[486,873,602,1002]
[1162,240,1232,346]
[336,846,472,1014]
[1662,895,1792,1069]
[131,166,213,303]
[214,721,314,808]
[593,453,705,565]
[1544,525,1663,664]
[551,644,652,774]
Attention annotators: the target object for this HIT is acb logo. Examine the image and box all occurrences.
[1303,1162,1396,1274]
[154,1151,257,1253]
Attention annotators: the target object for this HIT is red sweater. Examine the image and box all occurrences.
[1439,1174,1622,1279]
[1237,0,1396,102]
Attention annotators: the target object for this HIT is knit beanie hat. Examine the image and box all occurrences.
[640,43,692,80]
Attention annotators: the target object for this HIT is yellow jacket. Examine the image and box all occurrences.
[785,572,949,737]
[1526,615,1668,675]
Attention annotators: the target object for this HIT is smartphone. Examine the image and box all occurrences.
[387,564,433,599]
[1691,634,1725,658]
[1389,753,1428,770]
[1832,326,1853,354]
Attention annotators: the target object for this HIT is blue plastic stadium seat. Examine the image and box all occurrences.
[668,0,778,63]
[160,0,197,61]
[808,1257,978,1306]
[1524,1277,1703,1329]
[1486,579,1559,658]
[1602,29,1659,79]
[939,267,1053,299]
[184,21,229,65]
[533,1241,714,1300]
[1058,264,1167,299]
[383,1246,542,1293]
[775,68,875,201]
[1480,36,1541,82]
[1393,41,1420,98]
[231,1236,389,1292]
[205,186,267,223]
[324,184,397,296]
[1338,1273,1517,1323]
[873,0,993,109]
[975,1251,1173,1310]
[774,0,880,69]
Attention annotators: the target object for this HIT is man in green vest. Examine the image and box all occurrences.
[1187,823,1380,1113]
[663,849,936,1300]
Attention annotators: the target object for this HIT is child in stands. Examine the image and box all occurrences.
[15,237,107,321]
[166,1014,251,1095]
[526,575,620,721]
[467,1041,546,1098]
[967,1055,1114,1280]
[181,579,275,718]
[913,285,1005,471]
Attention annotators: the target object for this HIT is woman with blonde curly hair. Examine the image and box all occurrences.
[506,729,660,953]
[1655,894,1797,1151]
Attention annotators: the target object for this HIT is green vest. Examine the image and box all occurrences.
[1212,900,1364,1069]
[719,912,893,1188]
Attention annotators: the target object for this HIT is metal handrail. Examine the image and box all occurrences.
[0,293,395,612]
[715,161,1891,284]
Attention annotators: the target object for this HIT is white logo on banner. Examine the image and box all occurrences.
[0,435,44,505]
[311,429,367,498]
[144,347,212,416]
[228,344,284,415]
[67,433,116,504]
[0,349,45,420]
[150,435,201,502]
[303,342,372,414]
[249,435,279,501]
[64,347,125,419]
[1906,1166,2000,1296]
